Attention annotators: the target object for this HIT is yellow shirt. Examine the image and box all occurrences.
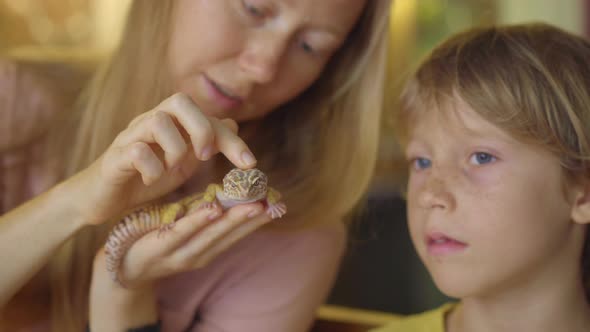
[370,303,456,332]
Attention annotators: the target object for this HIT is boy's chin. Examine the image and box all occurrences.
[433,282,467,299]
[430,272,485,299]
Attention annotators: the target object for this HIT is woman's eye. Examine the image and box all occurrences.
[300,41,315,54]
[470,152,496,165]
[242,0,264,18]
[411,157,432,170]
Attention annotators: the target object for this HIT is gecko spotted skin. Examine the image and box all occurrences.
[104,168,287,285]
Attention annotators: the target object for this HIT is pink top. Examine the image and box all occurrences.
[0,58,347,332]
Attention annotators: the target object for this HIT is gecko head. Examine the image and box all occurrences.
[222,168,268,201]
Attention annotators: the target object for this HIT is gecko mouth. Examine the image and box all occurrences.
[229,193,266,202]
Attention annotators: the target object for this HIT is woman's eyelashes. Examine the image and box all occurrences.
[241,0,268,20]
[299,40,316,54]
[238,0,336,58]
[295,38,320,56]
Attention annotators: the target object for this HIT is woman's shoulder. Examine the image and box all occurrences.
[0,53,94,151]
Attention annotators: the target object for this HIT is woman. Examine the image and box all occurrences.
[0,1,390,331]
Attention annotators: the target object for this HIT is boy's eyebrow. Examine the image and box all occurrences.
[407,122,517,150]
[403,140,427,155]
[459,122,517,144]
[441,106,518,144]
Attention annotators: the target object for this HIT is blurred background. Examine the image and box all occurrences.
[1,0,588,316]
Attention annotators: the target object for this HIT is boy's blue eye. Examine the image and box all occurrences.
[412,157,432,170]
[470,152,496,165]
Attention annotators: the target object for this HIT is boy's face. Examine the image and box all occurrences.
[404,99,581,298]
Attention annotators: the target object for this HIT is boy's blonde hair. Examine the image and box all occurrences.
[47,1,391,331]
[396,23,590,302]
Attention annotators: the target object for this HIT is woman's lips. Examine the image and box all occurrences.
[201,75,244,110]
[426,232,467,256]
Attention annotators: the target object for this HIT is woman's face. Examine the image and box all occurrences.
[167,0,367,122]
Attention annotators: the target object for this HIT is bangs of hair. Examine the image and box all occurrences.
[398,23,590,173]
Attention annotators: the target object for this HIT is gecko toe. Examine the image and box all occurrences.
[157,222,176,238]
[266,202,287,219]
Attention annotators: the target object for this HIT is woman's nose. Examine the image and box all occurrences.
[417,176,456,212]
[239,31,287,84]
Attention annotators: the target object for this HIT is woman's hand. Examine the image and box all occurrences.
[118,201,271,285]
[89,202,272,330]
[75,93,257,225]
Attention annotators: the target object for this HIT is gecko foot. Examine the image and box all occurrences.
[198,201,220,211]
[266,202,287,219]
[157,222,177,238]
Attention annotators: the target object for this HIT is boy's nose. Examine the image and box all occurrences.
[417,177,456,212]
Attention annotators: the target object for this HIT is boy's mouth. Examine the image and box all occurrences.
[426,232,468,255]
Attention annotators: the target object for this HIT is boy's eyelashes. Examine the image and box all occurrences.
[410,157,432,171]
[469,152,497,165]
[405,151,499,171]
[404,155,431,171]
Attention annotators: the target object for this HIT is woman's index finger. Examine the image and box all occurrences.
[209,118,257,169]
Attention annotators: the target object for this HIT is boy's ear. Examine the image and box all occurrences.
[571,179,590,225]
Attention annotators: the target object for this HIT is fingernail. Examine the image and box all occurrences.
[200,146,213,160]
[248,208,263,218]
[241,151,256,166]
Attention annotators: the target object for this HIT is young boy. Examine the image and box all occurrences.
[373,23,590,331]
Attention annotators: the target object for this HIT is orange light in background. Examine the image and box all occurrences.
[0,0,130,53]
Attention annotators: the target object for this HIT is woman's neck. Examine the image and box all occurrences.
[446,278,590,332]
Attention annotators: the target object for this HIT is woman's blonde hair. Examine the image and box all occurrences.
[248,0,391,224]
[47,1,391,331]
[395,23,590,301]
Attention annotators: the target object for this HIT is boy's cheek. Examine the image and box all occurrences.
[407,211,425,247]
